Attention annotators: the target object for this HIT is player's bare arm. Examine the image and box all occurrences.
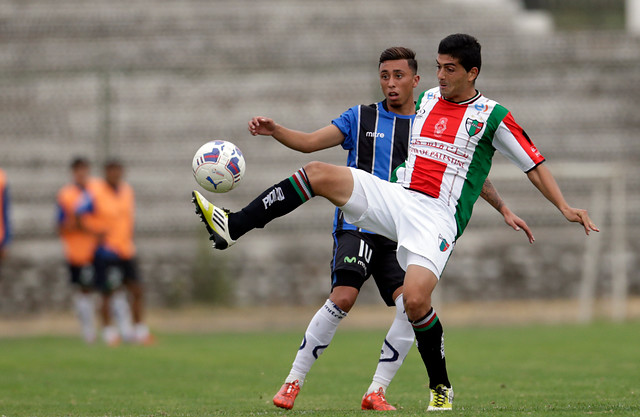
[481,178,535,243]
[248,116,344,153]
[526,164,599,235]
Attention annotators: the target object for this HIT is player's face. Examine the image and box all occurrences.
[72,165,90,187]
[379,59,419,112]
[105,166,123,187]
[436,54,478,102]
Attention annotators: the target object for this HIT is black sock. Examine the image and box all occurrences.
[412,308,451,389]
[228,168,314,240]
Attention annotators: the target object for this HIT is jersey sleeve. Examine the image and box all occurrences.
[331,106,358,151]
[492,111,545,172]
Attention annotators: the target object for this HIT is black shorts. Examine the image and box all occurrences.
[68,264,95,288]
[330,230,405,307]
[94,256,139,293]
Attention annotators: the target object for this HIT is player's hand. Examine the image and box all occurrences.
[248,116,277,137]
[502,207,535,244]
[562,207,600,235]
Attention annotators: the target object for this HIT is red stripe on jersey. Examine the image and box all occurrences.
[411,156,447,198]
[419,99,468,144]
[502,112,545,164]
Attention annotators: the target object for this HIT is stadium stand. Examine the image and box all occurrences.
[0,0,637,313]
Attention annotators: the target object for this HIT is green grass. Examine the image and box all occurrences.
[0,322,639,416]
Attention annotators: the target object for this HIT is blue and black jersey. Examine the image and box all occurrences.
[331,100,414,233]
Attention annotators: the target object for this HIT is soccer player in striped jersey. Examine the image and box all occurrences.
[193,34,598,411]
[236,47,531,411]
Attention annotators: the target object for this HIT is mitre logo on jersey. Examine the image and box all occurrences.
[438,234,450,252]
[465,117,484,137]
[366,131,385,139]
[434,117,448,137]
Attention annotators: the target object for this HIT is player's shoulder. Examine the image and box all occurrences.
[346,102,378,113]
[90,178,109,193]
[57,183,79,199]
[337,102,381,124]
[475,93,511,121]
[417,87,441,104]
[118,181,135,198]
[85,177,103,193]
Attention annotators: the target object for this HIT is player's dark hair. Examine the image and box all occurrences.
[104,158,123,169]
[70,156,89,170]
[379,47,418,74]
[438,34,482,75]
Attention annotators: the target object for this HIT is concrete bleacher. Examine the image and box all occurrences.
[0,0,638,311]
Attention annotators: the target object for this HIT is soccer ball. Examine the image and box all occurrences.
[192,140,246,193]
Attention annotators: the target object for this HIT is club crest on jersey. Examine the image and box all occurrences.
[438,234,450,252]
[434,117,448,137]
[465,117,484,137]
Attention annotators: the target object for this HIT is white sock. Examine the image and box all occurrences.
[74,293,96,343]
[286,299,347,387]
[110,291,134,342]
[102,325,120,345]
[134,323,150,343]
[369,294,414,393]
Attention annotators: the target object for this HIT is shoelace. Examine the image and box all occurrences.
[285,381,299,395]
[374,388,388,402]
[432,388,447,407]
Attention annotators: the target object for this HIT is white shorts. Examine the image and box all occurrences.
[340,168,456,278]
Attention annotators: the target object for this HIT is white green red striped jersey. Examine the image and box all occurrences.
[398,87,545,238]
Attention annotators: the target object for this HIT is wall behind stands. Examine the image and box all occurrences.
[0,0,638,316]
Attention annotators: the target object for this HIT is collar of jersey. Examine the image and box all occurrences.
[379,100,415,118]
[440,90,482,106]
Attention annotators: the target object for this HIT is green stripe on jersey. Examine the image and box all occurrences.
[454,104,509,238]
[415,90,427,112]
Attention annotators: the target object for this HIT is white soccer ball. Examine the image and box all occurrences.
[192,140,246,193]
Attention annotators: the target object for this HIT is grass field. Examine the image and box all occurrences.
[0,321,639,416]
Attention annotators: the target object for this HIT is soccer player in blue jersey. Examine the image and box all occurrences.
[246,47,533,411]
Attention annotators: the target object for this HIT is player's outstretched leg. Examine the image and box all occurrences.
[192,168,314,249]
[362,294,414,411]
[192,162,355,249]
[273,299,348,409]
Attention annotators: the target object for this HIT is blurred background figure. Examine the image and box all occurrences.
[56,157,99,343]
[0,168,10,271]
[88,159,153,345]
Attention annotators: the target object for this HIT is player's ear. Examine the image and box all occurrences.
[467,67,479,83]
[412,74,420,88]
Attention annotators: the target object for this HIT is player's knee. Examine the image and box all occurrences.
[329,287,358,313]
[403,293,431,321]
[303,161,327,190]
